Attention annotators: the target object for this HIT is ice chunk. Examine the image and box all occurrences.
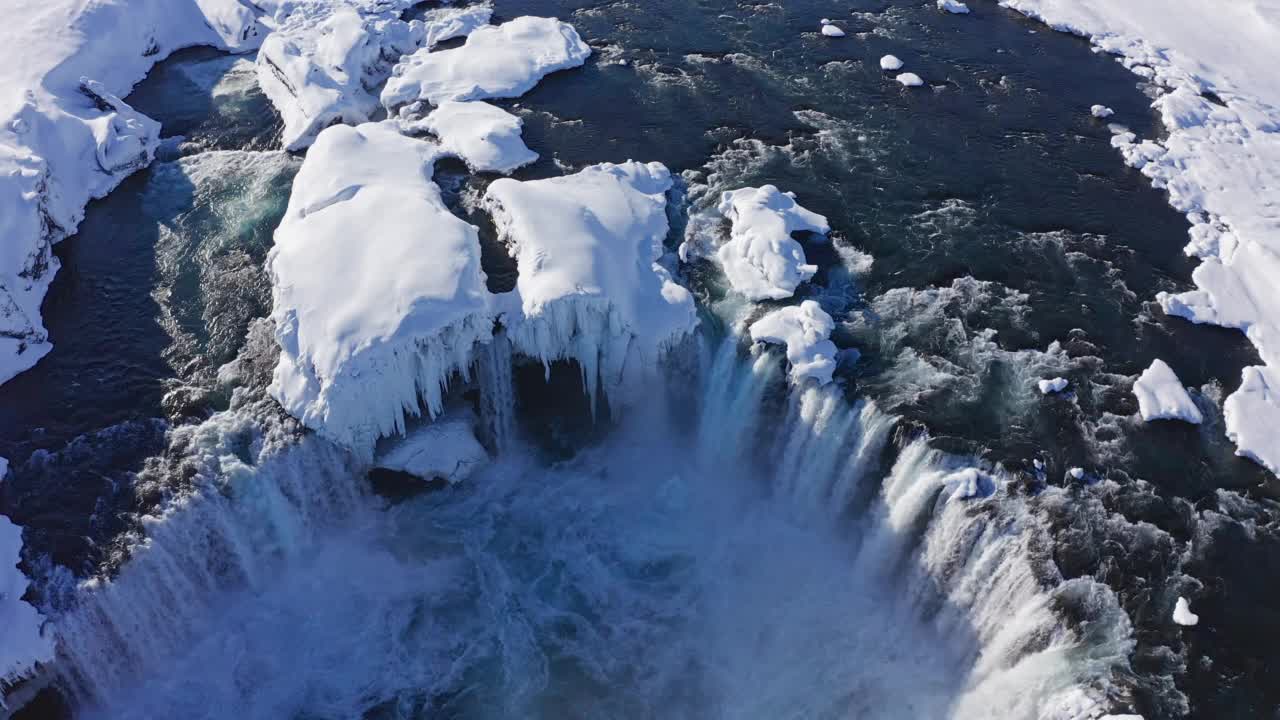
[1038,377,1069,394]
[897,72,925,87]
[412,101,538,174]
[382,16,591,110]
[374,412,489,484]
[715,185,830,301]
[1091,104,1115,118]
[1173,596,1199,626]
[938,0,971,14]
[484,161,698,407]
[749,301,839,385]
[880,55,905,71]
[1068,467,1085,480]
[268,122,493,455]
[1132,359,1204,424]
[820,24,847,37]
[1223,366,1280,475]
[1,512,55,688]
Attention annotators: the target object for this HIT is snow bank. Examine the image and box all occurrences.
[413,101,538,174]
[749,301,839,385]
[897,72,925,87]
[1000,0,1280,475]
[374,411,489,484]
[938,0,971,14]
[256,3,492,150]
[268,122,493,454]
[382,16,591,111]
[715,185,830,301]
[484,161,698,407]
[0,0,266,385]
[1,513,55,689]
[880,55,905,71]
[1090,104,1115,118]
[1038,377,1069,394]
[1132,359,1203,424]
[1172,596,1199,626]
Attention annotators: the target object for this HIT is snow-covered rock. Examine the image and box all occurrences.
[938,0,972,14]
[412,101,538,174]
[374,411,489,484]
[382,16,591,111]
[484,161,698,407]
[880,55,905,71]
[1090,104,1115,118]
[1001,0,1280,476]
[1,513,55,689]
[820,24,847,38]
[749,301,839,385]
[1173,596,1199,626]
[1039,377,1069,394]
[714,185,830,301]
[897,72,925,87]
[0,0,267,386]
[268,122,493,455]
[1068,467,1086,480]
[1132,359,1204,424]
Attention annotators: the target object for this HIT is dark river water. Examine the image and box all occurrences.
[1,2,1276,718]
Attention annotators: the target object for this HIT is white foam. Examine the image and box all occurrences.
[1132,359,1203,424]
[715,185,830,301]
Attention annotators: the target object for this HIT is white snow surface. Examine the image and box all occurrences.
[256,2,493,150]
[749,301,839,386]
[0,0,267,386]
[381,16,591,110]
[938,0,971,14]
[880,55,905,71]
[1038,377,1069,394]
[268,122,493,455]
[1173,596,1200,626]
[412,101,538,174]
[714,185,830,301]
[1,512,55,688]
[820,24,846,38]
[1132,359,1204,425]
[1000,0,1280,474]
[374,411,489,483]
[484,161,699,407]
[1090,104,1115,118]
[897,73,925,87]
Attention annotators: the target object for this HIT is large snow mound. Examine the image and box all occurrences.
[1001,0,1280,475]
[0,0,267,386]
[1,512,55,689]
[381,16,591,110]
[714,185,830,301]
[484,161,699,406]
[256,3,492,150]
[268,122,493,455]
[413,101,538,174]
[1132,359,1203,424]
[749,300,839,386]
[374,411,489,484]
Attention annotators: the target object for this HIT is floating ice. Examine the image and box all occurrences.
[1039,377,1069,394]
[1,511,55,688]
[1091,104,1115,118]
[938,0,972,14]
[374,411,489,484]
[412,101,538,174]
[897,72,925,87]
[1222,366,1280,474]
[268,122,493,455]
[715,185,830,301]
[749,301,839,386]
[382,16,591,110]
[1173,596,1200,626]
[484,161,699,408]
[880,54,905,71]
[1132,359,1203,424]
[821,24,847,38]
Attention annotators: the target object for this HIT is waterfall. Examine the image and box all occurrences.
[477,330,517,454]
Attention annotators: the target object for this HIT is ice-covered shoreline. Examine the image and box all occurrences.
[998,0,1280,474]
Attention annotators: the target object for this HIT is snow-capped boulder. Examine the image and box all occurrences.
[484,161,698,407]
[749,301,839,386]
[938,0,971,14]
[897,72,925,87]
[1132,359,1203,424]
[1173,596,1199,626]
[268,122,493,455]
[413,101,538,174]
[1,513,55,688]
[820,23,846,38]
[880,55,904,71]
[1091,104,1115,118]
[1038,377,1069,394]
[374,411,489,484]
[382,16,591,111]
[715,185,830,301]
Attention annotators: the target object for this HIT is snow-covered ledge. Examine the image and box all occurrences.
[1001,0,1280,475]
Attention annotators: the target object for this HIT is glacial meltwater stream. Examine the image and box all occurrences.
[1,2,1277,719]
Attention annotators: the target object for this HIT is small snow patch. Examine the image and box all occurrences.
[938,0,971,14]
[1038,377,1069,394]
[896,72,925,87]
[880,55,904,71]
[1068,467,1085,480]
[1173,596,1199,626]
[1091,104,1115,118]
[820,24,847,37]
